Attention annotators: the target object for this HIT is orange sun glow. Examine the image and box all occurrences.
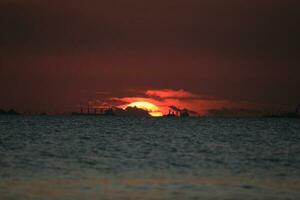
[126,101,163,117]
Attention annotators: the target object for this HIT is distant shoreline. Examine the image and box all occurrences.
[1,113,299,119]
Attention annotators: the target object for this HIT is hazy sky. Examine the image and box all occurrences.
[0,0,299,113]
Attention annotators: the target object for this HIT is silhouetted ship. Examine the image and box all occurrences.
[164,106,192,117]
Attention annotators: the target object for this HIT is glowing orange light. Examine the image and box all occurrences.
[126,101,163,117]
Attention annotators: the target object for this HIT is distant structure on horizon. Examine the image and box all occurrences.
[72,104,150,117]
[72,103,115,116]
[165,106,198,117]
[72,104,197,118]
[264,104,300,118]
[0,109,20,115]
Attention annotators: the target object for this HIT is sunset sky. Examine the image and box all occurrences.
[0,1,299,115]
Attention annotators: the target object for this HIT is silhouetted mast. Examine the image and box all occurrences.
[80,102,83,113]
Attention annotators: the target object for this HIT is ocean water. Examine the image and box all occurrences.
[0,116,299,200]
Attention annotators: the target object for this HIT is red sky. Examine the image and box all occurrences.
[104,89,258,116]
[0,1,299,114]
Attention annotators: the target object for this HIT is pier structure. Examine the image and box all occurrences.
[73,103,114,116]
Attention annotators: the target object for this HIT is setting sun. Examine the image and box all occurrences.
[127,101,163,117]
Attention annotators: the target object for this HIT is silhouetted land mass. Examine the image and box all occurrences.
[263,104,300,118]
[207,108,262,117]
[264,112,300,118]
[0,109,20,115]
[208,106,300,118]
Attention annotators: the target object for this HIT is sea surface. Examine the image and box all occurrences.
[0,116,299,200]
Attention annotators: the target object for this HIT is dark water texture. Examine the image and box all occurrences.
[0,116,300,199]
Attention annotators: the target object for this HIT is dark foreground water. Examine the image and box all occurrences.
[0,116,299,200]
